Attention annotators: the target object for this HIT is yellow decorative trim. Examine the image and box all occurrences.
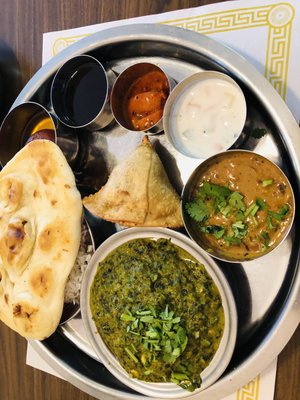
[237,374,261,400]
[163,2,295,99]
[51,2,295,99]
[52,34,89,56]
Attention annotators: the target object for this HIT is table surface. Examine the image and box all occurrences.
[0,1,299,399]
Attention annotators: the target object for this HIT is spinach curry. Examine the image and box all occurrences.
[90,238,224,392]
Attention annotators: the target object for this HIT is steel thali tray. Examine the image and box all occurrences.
[4,24,300,400]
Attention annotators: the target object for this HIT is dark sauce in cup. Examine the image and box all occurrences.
[62,62,107,126]
[51,56,110,129]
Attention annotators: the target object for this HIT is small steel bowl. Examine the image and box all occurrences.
[181,150,295,263]
[80,227,237,398]
[163,71,247,159]
[0,101,79,168]
[51,54,116,131]
[111,62,175,134]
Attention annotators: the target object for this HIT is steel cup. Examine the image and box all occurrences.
[0,101,79,167]
[50,54,116,131]
[111,62,175,134]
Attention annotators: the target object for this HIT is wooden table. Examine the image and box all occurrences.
[0,1,299,399]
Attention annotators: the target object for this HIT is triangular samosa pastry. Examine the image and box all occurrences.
[83,136,183,228]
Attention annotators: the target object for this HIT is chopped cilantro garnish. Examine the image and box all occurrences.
[262,179,273,187]
[218,203,231,216]
[200,225,225,239]
[268,203,290,221]
[261,231,270,246]
[256,197,267,210]
[231,221,248,239]
[201,181,231,199]
[279,203,290,217]
[121,304,189,370]
[245,203,259,217]
[267,215,276,230]
[228,191,245,211]
[185,201,209,222]
[235,210,245,221]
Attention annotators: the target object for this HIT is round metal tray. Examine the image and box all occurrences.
[7,24,300,400]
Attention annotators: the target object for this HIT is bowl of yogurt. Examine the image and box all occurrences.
[163,71,247,159]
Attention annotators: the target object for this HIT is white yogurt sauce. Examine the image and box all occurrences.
[169,78,246,158]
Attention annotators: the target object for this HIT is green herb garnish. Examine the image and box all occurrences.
[256,197,267,210]
[268,203,290,221]
[262,179,273,187]
[261,231,270,248]
[121,305,192,387]
[185,200,209,222]
[200,225,225,239]
[231,221,248,239]
[228,191,246,211]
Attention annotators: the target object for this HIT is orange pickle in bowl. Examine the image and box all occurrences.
[111,62,173,134]
[124,70,170,131]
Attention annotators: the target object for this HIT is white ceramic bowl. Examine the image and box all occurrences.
[81,228,237,398]
[163,71,247,159]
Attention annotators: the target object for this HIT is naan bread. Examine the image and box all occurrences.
[0,140,82,340]
[83,136,182,227]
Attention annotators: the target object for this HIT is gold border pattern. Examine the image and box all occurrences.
[51,3,295,99]
[236,374,261,400]
[163,3,295,99]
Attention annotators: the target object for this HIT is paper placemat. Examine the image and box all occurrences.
[42,0,300,122]
[27,0,300,398]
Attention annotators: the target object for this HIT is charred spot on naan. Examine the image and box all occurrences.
[32,189,40,199]
[36,155,58,185]
[13,301,38,322]
[29,267,53,298]
[0,217,35,272]
[0,176,23,213]
[38,221,70,253]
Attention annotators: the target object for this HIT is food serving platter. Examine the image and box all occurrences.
[3,24,300,400]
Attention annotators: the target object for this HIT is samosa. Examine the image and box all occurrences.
[83,136,183,228]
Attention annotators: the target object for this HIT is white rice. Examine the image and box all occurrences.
[64,223,94,304]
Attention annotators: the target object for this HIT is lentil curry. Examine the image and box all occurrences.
[185,151,294,260]
[90,238,224,392]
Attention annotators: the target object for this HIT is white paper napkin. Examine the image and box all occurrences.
[27,0,300,398]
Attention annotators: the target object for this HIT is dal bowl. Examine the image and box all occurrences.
[81,227,237,398]
[181,150,295,263]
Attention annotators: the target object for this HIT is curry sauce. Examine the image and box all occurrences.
[185,151,294,260]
